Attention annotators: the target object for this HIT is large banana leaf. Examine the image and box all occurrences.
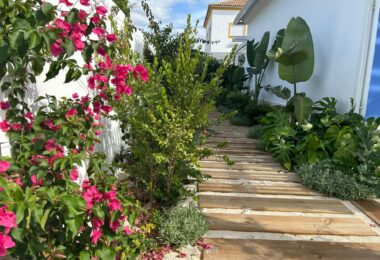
[277,17,314,84]
[246,31,270,72]
[293,94,313,122]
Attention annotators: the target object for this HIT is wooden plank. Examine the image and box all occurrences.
[203,170,300,183]
[200,195,351,214]
[206,137,257,144]
[352,200,380,226]
[203,238,380,260]
[206,213,377,236]
[204,155,276,163]
[200,161,282,171]
[199,182,318,196]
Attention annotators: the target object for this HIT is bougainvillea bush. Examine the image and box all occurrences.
[0,0,156,258]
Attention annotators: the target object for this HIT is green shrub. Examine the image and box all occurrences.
[298,160,373,200]
[230,115,254,126]
[247,125,263,139]
[155,206,209,247]
[113,18,231,206]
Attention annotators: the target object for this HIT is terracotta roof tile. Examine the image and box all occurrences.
[209,0,249,7]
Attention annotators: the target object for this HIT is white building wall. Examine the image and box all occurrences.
[208,9,242,57]
[241,0,374,113]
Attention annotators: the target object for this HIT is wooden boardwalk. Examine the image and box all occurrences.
[200,113,380,260]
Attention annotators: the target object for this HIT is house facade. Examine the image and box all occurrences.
[232,0,380,117]
[204,0,249,59]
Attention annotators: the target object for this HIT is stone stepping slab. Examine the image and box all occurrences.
[200,195,351,214]
[203,238,380,260]
[206,213,377,236]
[202,170,299,183]
[199,182,318,196]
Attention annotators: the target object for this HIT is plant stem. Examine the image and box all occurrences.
[293,66,297,95]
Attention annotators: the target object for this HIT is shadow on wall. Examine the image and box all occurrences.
[96,116,126,164]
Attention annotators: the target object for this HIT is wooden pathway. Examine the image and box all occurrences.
[200,113,380,260]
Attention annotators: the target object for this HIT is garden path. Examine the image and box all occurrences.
[200,112,380,260]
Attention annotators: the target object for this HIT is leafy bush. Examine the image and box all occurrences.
[154,206,209,247]
[247,125,263,139]
[113,18,230,206]
[230,115,254,126]
[298,160,373,200]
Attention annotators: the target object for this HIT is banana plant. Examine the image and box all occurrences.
[246,30,285,106]
[268,17,315,123]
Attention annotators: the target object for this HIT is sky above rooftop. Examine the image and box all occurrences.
[130,0,217,37]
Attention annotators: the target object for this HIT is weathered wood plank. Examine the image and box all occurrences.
[200,195,351,214]
[206,213,377,236]
[199,182,318,196]
[203,170,299,182]
[353,200,380,226]
[200,161,282,171]
[203,238,380,260]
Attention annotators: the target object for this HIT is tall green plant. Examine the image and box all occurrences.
[113,17,230,206]
[268,17,315,123]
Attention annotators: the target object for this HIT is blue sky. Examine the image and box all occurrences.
[130,0,217,37]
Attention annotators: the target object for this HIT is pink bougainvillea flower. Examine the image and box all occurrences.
[70,168,79,181]
[78,10,88,20]
[72,36,85,51]
[0,101,10,110]
[0,232,15,256]
[59,0,73,7]
[108,198,122,212]
[113,94,121,101]
[79,0,90,6]
[0,161,10,173]
[92,27,105,37]
[72,93,79,99]
[134,64,149,82]
[91,229,102,244]
[90,15,100,24]
[94,130,101,136]
[0,120,10,132]
[66,108,78,117]
[0,206,17,232]
[123,226,134,236]
[31,175,44,187]
[101,105,112,114]
[81,180,90,189]
[14,178,22,187]
[11,123,22,131]
[44,139,57,151]
[106,34,117,42]
[177,252,187,258]
[105,190,117,200]
[50,39,64,57]
[125,86,133,96]
[82,186,103,209]
[97,46,106,56]
[91,218,104,229]
[109,220,120,232]
[44,119,61,131]
[96,6,108,15]
[23,111,34,121]
[55,18,72,33]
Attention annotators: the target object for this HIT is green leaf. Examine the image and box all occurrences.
[254,31,270,70]
[32,57,45,76]
[0,43,9,64]
[62,194,86,217]
[65,215,83,238]
[28,31,41,48]
[293,95,313,123]
[277,17,314,84]
[82,45,94,63]
[15,202,26,224]
[9,31,24,49]
[79,251,91,260]
[11,228,24,242]
[40,208,51,230]
[265,85,291,100]
[62,40,75,57]
[95,246,116,260]
[41,3,54,15]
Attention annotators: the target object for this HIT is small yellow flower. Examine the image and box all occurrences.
[132,239,141,247]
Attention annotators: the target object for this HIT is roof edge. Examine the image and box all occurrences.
[234,0,261,24]
[204,6,244,28]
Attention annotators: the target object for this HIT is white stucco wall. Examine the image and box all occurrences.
[240,0,375,113]
[207,9,242,57]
